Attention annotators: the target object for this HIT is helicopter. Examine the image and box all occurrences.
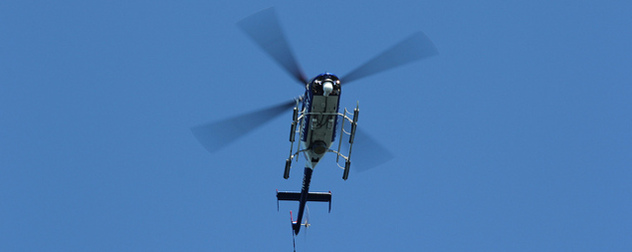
[191,7,438,237]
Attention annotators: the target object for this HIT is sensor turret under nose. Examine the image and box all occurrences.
[311,141,328,155]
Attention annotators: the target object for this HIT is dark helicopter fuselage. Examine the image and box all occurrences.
[300,73,342,168]
[291,73,341,234]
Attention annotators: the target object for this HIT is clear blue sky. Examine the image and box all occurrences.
[2,1,631,251]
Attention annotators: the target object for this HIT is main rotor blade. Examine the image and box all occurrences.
[238,8,308,84]
[191,100,296,153]
[342,32,438,84]
[344,127,394,172]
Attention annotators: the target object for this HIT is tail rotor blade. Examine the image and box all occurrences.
[238,8,308,84]
[191,100,296,153]
[303,205,310,239]
[303,205,310,228]
[342,32,438,84]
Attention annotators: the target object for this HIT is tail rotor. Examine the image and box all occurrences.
[301,206,311,238]
[289,206,311,251]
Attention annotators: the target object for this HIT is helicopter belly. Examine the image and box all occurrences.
[300,95,340,167]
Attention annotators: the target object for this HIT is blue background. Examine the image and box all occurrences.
[2,1,631,251]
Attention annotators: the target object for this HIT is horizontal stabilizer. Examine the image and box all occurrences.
[277,190,332,212]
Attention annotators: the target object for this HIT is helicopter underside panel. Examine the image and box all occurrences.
[300,94,340,168]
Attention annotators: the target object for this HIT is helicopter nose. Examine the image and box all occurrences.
[323,81,333,96]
